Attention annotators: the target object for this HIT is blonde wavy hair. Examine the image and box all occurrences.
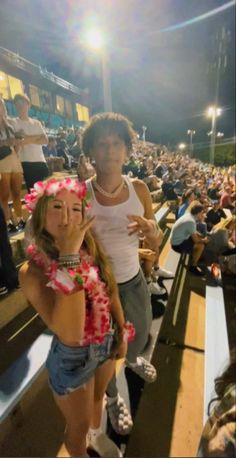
[213,215,236,232]
[31,190,117,297]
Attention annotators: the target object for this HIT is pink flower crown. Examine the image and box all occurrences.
[25,178,91,213]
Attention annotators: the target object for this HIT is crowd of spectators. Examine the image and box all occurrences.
[0,102,236,456]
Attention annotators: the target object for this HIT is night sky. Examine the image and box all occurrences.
[0,0,235,145]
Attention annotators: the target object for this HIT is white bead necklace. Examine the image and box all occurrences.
[93,178,125,199]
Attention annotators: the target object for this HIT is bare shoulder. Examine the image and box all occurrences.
[132,178,149,194]
[19,261,45,292]
[131,178,154,219]
[20,260,37,278]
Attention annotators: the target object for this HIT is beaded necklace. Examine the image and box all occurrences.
[93,178,125,199]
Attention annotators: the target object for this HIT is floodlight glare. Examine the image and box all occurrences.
[206,106,222,117]
[85,28,104,49]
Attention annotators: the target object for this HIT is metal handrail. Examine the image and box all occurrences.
[0,46,84,96]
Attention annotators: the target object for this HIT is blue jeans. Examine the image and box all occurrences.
[46,333,114,396]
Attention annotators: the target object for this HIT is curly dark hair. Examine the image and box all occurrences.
[81,112,135,157]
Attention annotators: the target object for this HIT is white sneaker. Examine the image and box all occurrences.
[147,281,166,296]
[88,431,122,457]
[126,357,157,383]
[154,267,174,279]
[106,395,133,435]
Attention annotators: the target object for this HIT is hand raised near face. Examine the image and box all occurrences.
[55,203,95,255]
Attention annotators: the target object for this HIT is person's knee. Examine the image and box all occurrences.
[11,187,21,199]
[66,419,90,438]
[0,187,10,201]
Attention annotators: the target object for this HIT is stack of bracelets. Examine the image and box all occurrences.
[58,254,81,269]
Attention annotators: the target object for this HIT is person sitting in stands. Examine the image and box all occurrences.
[207,181,221,201]
[171,202,209,276]
[174,172,188,196]
[204,216,236,264]
[176,189,195,219]
[220,186,235,212]
[77,153,95,181]
[70,131,82,162]
[66,127,76,147]
[161,173,178,201]
[42,136,57,158]
[138,156,159,190]
[206,200,227,232]
[123,154,139,177]
[57,139,71,170]
[20,177,135,458]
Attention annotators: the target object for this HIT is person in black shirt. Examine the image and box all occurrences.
[207,182,221,201]
[161,173,178,201]
[206,200,226,231]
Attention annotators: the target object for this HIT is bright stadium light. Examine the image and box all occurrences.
[206,106,222,117]
[85,28,104,49]
[178,143,186,150]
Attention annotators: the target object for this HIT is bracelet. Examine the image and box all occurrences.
[58,260,81,268]
[59,254,81,261]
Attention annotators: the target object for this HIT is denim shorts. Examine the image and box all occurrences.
[46,333,114,396]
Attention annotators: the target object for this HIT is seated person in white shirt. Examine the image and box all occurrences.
[171,202,209,276]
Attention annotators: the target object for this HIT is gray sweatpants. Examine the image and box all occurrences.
[106,269,152,398]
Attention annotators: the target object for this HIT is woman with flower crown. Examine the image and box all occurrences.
[19,177,135,458]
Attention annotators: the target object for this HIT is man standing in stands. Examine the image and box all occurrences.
[82,113,172,436]
[10,94,48,190]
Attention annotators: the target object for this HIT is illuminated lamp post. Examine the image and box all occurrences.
[187,129,196,157]
[85,28,112,112]
[206,106,222,164]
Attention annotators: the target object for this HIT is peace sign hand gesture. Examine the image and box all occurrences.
[127,214,155,240]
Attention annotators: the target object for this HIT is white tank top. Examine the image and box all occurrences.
[87,176,144,283]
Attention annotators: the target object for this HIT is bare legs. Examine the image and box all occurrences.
[192,242,205,266]
[10,172,23,219]
[54,358,116,457]
[0,172,23,221]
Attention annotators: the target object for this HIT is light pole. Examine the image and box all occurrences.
[142,125,147,142]
[206,106,222,164]
[85,28,112,112]
[187,129,196,157]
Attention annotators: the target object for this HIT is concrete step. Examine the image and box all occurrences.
[0,288,29,330]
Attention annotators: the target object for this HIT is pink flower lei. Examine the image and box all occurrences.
[25,178,91,213]
[27,244,135,346]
